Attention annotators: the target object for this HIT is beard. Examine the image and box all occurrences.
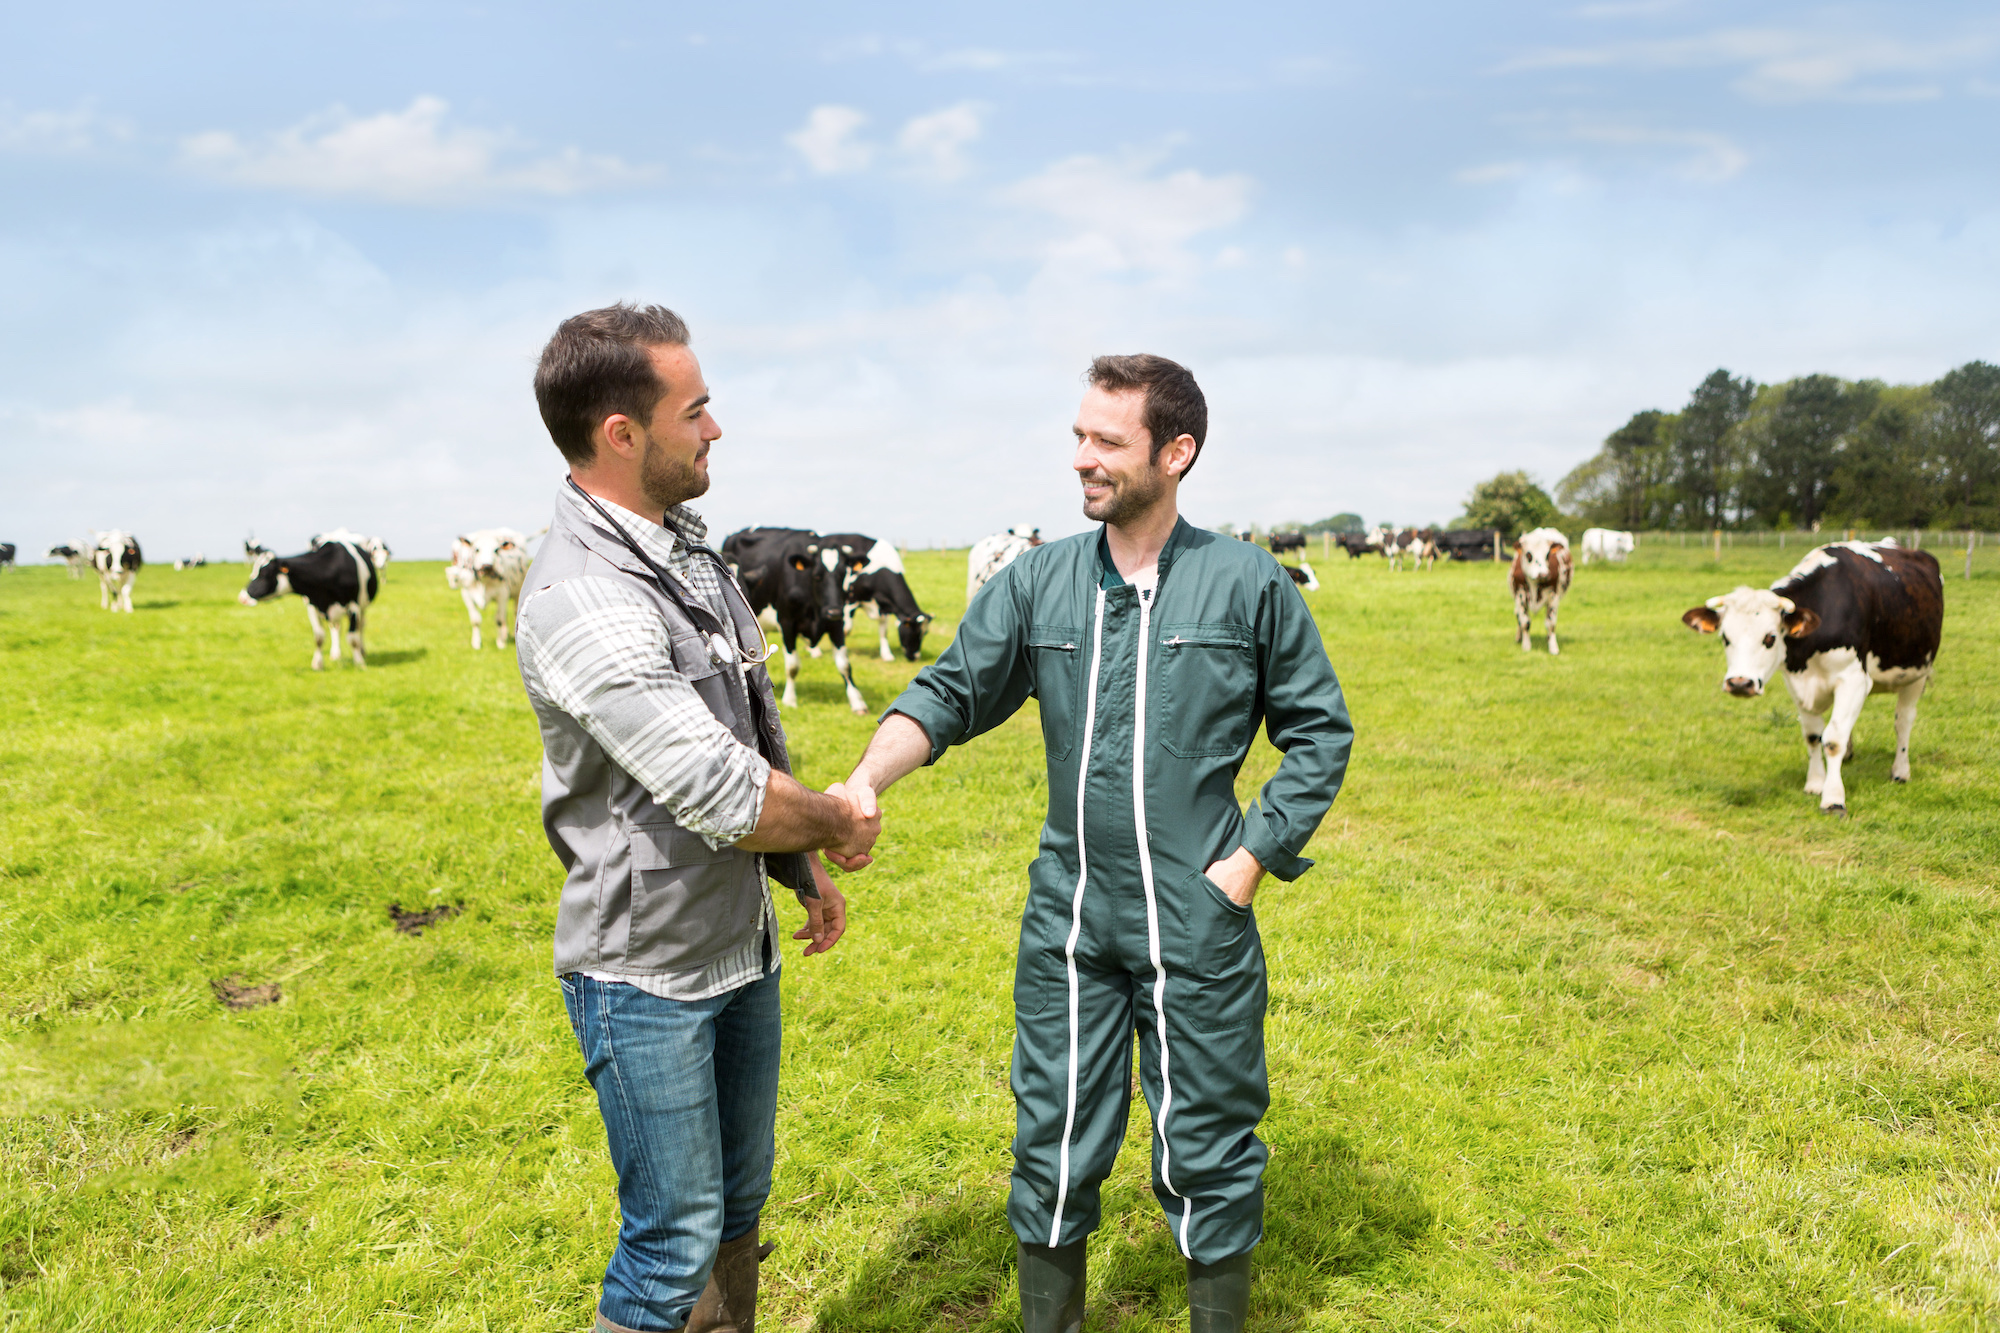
[1080,462,1168,525]
[639,436,710,510]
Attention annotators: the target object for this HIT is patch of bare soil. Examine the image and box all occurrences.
[389,902,463,936]
[210,974,281,1011]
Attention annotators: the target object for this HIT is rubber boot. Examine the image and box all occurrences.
[686,1223,772,1333]
[1186,1252,1251,1333]
[1018,1240,1086,1333]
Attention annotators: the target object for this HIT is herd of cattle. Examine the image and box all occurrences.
[15,517,1944,815]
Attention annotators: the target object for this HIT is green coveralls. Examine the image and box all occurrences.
[887,519,1353,1264]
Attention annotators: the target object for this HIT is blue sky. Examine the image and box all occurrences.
[3,1,1997,558]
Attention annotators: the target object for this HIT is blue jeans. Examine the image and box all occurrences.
[559,968,782,1333]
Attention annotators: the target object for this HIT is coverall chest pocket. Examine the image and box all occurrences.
[628,823,757,972]
[1157,622,1256,758]
[1028,626,1082,762]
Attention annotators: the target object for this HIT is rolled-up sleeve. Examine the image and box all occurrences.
[517,577,770,848]
[1241,569,1353,882]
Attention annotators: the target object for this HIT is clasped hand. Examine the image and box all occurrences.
[822,780,880,871]
[822,780,880,872]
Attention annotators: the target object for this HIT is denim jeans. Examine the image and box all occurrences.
[559,968,782,1333]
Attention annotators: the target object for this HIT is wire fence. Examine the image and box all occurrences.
[1632,529,1999,550]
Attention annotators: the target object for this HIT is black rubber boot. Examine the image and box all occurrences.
[1018,1240,1086,1333]
[1186,1251,1251,1333]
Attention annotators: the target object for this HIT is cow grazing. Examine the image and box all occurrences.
[447,528,532,649]
[967,525,1042,601]
[823,532,933,661]
[1581,528,1635,564]
[1681,541,1943,815]
[1268,530,1307,555]
[723,527,867,714]
[0,543,14,570]
[1283,561,1320,592]
[173,554,208,570]
[239,539,379,669]
[1510,527,1572,654]
[311,528,392,570]
[47,544,87,577]
[92,532,142,612]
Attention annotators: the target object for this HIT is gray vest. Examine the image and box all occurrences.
[520,497,809,979]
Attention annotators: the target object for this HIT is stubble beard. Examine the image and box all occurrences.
[639,436,710,511]
[1081,463,1167,526]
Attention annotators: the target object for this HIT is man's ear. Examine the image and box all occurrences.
[596,412,642,461]
[1162,433,1198,477]
[1783,607,1821,638]
[1682,607,1721,633]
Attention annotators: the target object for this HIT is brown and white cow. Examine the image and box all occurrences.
[1682,540,1942,815]
[447,527,533,649]
[92,531,142,612]
[1510,527,1571,654]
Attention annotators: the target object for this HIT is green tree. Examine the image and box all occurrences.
[1744,375,1878,529]
[1301,513,1365,534]
[1827,389,1934,529]
[1925,360,2000,526]
[1673,369,1756,527]
[1457,471,1559,541]
[1559,408,1675,528]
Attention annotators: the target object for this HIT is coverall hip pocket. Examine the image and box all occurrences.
[1179,870,1265,1033]
[1017,854,1073,1016]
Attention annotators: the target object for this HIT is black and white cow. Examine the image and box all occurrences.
[1682,540,1943,816]
[0,543,14,570]
[47,544,88,578]
[722,527,867,714]
[967,525,1042,601]
[92,531,142,612]
[239,539,379,669]
[1282,561,1320,592]
[1439,529,1503,562]
[1267,530,1307,556]
[1331,532,1374,559]
[822,532,933,662]
[446,527,532,649]
[311,528,391,570]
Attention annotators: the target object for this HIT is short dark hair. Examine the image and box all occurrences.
[534,303,691,465]
[1086,353,1208,477]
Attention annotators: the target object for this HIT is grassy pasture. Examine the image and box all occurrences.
[2,537,1999,1332]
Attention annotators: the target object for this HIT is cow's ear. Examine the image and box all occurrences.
[1783,607,1821,638]
[1682,607,1720,633]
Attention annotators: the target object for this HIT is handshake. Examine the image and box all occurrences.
[820,780,881,872]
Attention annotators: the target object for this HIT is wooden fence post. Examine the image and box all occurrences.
[1969,529,1976,581]
[1712,528,1721,560]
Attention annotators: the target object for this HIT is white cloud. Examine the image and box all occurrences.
[786,105,875,175]
[0,103,130,154]
[896,102,984,180]
[1499,27,1991,102]
[1571,124,1747,182]
[1458,161,1531,185]
[1005,153,1252,276]
[179,96,650,202]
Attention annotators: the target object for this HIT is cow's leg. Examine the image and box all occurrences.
[781,627,801,708]
[496,583,513,649]
[461,587,483,649]
[1817,670,1872,814]
[99,575,110,610]
[1796,706,1827,796]
[1515,588,1532,650]
[1545,590,1561,655]
[876,606,894,662]
[350,605,366,667]
[306,602,327,671]
[831,636,867,715]
[1891,678,1926,783]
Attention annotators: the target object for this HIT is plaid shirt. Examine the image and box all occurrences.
[517,487,778,1001]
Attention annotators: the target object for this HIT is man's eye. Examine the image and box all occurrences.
[1763,633,1776,648]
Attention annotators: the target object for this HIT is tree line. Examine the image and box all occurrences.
[1558,362,2000,532]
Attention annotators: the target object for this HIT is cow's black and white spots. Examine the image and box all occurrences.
[1510,527,1572,654]
[447,528,532,649]
[47,544,88,578]
[967,525,1042,601]
[1282,561,1320,592]
[822,532,933,661]
[311,528,391,570]
[1682,540,1943,815]
[0,543,14,571]
[723,527,867,714]
[239,540,380,669]
[92,531,142,612]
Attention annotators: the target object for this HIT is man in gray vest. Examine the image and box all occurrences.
[517,303,879,1333]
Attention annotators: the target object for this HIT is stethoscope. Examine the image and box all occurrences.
[565,478,779,669]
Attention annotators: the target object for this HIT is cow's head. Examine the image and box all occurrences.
[783,540,847,629]
[239,550,290,606]
[896,611,934,661]
[1513,530,1566,583]
[1682,587,1821,697]
[457,532,520,578]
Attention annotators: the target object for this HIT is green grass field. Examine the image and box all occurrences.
[4,537,1999,1332]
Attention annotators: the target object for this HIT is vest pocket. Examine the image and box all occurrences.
[1157,622,1256,758]
[627,824,760,973]
[1028,626,1082,762]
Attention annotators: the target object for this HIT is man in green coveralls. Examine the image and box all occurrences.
[830,354,1353,1331]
